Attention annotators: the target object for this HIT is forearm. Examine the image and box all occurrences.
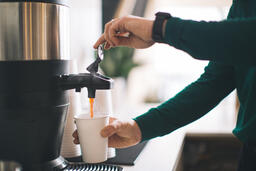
[163,17,256,65]
[134,62,235,141]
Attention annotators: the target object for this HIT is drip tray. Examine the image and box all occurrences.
[66,141,148,166]
[60,163,123,171]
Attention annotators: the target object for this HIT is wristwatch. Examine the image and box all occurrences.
[152,12,172,43]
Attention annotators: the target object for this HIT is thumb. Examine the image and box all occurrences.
[100,123,118,138]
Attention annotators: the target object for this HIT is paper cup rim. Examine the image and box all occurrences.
[74,114,109,120]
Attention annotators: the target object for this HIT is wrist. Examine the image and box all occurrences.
[152,12,172,43]
[148,20,154,42]
[162,19,168,37]
[132,120,142,143]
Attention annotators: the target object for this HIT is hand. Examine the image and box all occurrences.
[72,129,79,145]
[101,117,142,148]
[94,15,155,50]
[72,117,142,149]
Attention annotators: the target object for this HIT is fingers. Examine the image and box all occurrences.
[104,42,111,50]
[93,19,117,49]
[94,18,128,49]
[108,20,122,46]
[93,35,111,50]
[104,20,116,47]
[108,134,127,148]
[100,120,120,138]
[109,117,117,123]
[72,130,80,144]
[72,117,117,145]
[101,124,117,138]
[72,130,78,138]
[93,34,105,49]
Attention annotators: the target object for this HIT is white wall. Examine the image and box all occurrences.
[69,0,102,110]
[70,0,102,73]
[127,0,232,104]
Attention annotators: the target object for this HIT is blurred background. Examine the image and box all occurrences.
[69,0,236,132]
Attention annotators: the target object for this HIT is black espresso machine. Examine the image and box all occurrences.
[0,0,122,170]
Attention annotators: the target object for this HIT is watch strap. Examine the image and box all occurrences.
[152,12,171,43]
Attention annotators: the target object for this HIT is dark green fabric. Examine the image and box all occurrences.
[134,0,256,143]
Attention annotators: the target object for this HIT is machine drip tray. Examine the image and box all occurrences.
[61,141,148,170]
[59,162,123,171]
[66,141,148,166]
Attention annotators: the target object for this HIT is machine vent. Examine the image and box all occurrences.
[57,163,123,171]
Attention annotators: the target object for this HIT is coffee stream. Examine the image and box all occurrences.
[89,98,94,118]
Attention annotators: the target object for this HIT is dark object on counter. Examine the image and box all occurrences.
[173,133,242,171]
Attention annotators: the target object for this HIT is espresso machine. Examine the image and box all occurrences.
[0,0,121,170]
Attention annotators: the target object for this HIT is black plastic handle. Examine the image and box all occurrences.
[57,73,114,98]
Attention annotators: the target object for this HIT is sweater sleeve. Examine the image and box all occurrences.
[134,62,235,141]
[164,17,256,65]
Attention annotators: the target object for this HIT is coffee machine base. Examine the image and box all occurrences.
[62,162,123,171]
[24,156,123,171]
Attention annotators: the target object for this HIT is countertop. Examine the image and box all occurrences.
[117,101,236,171]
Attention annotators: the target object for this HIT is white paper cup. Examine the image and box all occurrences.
[74,114,109,163]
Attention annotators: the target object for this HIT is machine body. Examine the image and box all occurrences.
[0,0,113,170]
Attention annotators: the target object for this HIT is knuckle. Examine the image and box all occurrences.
[105,22,112,29]
[104,24,108,31]
[121,15,131,22]
[104,34,109,41]
[120,16,127,21]
[106,124,118,133]
[108,124,116,131]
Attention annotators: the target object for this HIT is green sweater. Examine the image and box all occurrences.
[134,0,256,143]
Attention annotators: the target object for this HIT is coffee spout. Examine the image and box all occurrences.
[58,73,113,98]
[58,44,113,98]
[87,88,96,98]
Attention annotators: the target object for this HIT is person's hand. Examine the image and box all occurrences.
[94,15,155,50]
[100,117,142,148]
[72,129,79,145]
[72,117,142,149]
